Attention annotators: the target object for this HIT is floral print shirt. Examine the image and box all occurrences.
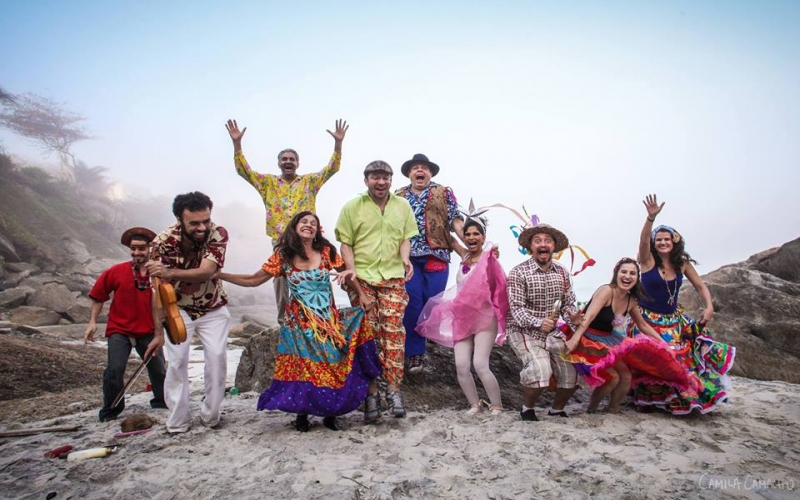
[399,182,461,262]
[151,222,228,320]
[235,150,341,239]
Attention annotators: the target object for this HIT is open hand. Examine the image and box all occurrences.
[643,194,665,220]
[226,119,247,142]
[326,119,349,142]
[333,269,356,285]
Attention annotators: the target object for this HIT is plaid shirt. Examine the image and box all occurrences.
[506,258,578,342]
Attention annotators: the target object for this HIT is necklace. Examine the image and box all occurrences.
[661,269,678,306]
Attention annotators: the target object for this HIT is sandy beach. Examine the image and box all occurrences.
[1,346,798,500]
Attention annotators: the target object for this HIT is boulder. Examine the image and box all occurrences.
[0,270,31,290]
[62,237,92,264]
[0,231,20,262]
[0,286,35,310]
[18,273,63,290]
[241,313,272,327]
[5,262,40,274]
[228,321,267,339]
[27,283,77,314]
[64,298,93,324]
[679,237,800,384]
[9,306,62,327]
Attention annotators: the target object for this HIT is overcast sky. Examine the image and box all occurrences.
[2,0,798,298]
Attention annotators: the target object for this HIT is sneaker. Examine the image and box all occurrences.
[407,355,424,375]
[547,409,569,418]
[294,414,311,432]
[364,394,381,424]
[520,408,539,421]
[386,391,406,418]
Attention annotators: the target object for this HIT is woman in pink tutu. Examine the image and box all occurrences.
[416,216,509,415]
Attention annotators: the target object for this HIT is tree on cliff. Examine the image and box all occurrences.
[0,92,90,184]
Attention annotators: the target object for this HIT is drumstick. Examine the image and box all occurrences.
[111,355,152,408]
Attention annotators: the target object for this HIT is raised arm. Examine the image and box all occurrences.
[226,119,247,154]
[683,261,714,324]
[218,269,273,288]
[326,119,348,155]
[639,194,664,270]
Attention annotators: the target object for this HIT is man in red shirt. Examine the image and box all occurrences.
[84,227,167,422]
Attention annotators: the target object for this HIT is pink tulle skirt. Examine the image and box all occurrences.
[416,249,509,348]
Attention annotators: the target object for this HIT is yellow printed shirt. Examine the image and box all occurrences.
[335,193,419,284]
[234,150,341,238]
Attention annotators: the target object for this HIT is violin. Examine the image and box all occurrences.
[153,276,187,344]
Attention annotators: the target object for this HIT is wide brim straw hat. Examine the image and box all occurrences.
[517,224,569,253]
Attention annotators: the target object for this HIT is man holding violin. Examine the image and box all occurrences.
[85,227,168,422]
[145,191,231,434]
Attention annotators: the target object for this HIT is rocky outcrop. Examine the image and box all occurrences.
[0,286,35,310]
[9,306,63,327]
[27,283,78,313]
[679,237,800,384]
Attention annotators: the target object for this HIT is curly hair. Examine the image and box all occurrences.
[609,257,647,300]
[172,191,213,219]
[650,229,697,272]
[275,211,337,263]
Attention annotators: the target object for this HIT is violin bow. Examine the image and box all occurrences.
[111,355,152,408]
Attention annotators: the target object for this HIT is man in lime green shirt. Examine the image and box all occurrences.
[336,161,417,421]
[225,118,348,324]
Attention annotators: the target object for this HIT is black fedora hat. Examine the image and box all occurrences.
[401,153,440,178]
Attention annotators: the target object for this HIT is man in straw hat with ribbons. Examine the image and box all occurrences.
[506,221,583,421]
[84,227,168,422]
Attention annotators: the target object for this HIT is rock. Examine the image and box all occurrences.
[5,262,40,274]
[64,299,93,324]
[679,237,800,384]
[241,314,271,327]
[62,237,92,264]
[228,321,267,339]
[0,270,31,290]
[18,273,63,290]
[234,327,528,411]
[0,231,20,262]
[0,286,35,310]
[120,414,155,433]
[27,283,77,314]
[9,306,62,327]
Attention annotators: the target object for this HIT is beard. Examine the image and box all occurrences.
[533,250,553,267]
[181,224,210,246]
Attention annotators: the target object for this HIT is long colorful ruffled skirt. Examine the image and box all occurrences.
[257,306,382,417]
[562,325,700,393]
[629,306,736,414]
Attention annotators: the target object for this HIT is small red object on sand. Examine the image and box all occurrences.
[44,445,73,459]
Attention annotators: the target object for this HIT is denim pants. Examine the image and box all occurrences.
[403,256,449,358]
[100,333,167,421]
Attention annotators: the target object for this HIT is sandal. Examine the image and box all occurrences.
[466,402,482,415]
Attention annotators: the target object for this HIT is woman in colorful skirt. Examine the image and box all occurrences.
[631,194,736,414]
[218,211,381,431]
[416,216,509,415]
[563,258,696,413]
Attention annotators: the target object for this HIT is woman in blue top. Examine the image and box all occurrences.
[632,195,735,414]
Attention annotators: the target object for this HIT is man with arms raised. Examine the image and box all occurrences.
[144,191,230,433]
[225,118,348,324]
[336,161,418,420]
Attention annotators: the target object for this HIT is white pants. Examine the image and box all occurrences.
[164,306,231,432]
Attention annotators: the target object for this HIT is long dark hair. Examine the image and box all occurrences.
[275,211,337,263]
[609,258,647,300]
[650,229,697,272]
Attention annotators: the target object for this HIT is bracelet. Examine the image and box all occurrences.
[647,216,655,222]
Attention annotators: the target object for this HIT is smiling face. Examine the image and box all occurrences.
[278,151,299,180]
[294,213,319,242]
[653,230,674,255]
[128,237,150,265]
[615,262,639,292]
[409,163,432,192]
[529,232,555,267]
[463,223,485,255]
[179,208,212,245]
[365,172,392,202]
